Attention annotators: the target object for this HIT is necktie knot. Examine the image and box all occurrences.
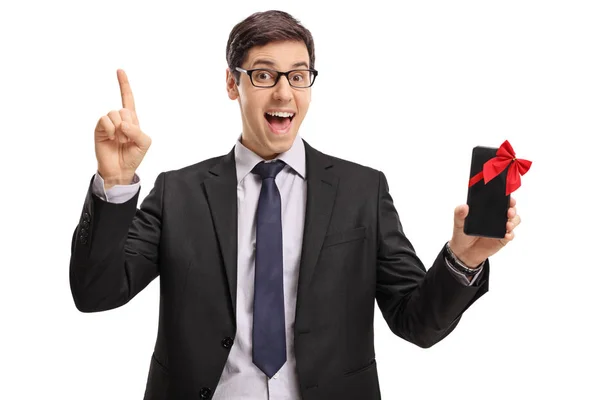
[252,160,286,180]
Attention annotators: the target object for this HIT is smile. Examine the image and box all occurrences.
[265,111,295,135]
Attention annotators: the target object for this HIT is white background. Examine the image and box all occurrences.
[1,0,599,398]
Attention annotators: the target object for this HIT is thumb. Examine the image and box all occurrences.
[121,122,151,150]
[453,204,469,231]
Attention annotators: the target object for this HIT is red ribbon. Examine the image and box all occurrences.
[468,140,532,196]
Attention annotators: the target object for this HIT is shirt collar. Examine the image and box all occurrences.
[234,133,306,184]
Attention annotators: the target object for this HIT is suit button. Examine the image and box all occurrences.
[80,237,88,245]
[80,229,88,238]
[199,387,212,398]
[81,221,90,229]
[221,337,233,349]
[83,212,90,223]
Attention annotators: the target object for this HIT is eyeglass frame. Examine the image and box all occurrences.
[235,67,318,88]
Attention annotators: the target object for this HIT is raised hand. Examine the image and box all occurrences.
[95,69,152,189]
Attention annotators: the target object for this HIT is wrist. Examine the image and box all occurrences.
[99,171,135,189]
[104,178,132,189]
[447,241,482,268]
[444,242,483,275]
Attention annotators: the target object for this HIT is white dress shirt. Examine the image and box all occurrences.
[211,134,306,399]
[91,134,481,399]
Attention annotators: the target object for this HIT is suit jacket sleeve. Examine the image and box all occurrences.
[69,172,165,312]
[375,171,489,348]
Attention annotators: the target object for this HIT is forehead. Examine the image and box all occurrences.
[244,40,310,69]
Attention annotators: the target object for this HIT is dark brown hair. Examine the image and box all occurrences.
[226,10,315,84]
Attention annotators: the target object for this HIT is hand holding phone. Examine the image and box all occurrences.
[464,146,511,239]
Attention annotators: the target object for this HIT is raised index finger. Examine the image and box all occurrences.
[117,69,136,111]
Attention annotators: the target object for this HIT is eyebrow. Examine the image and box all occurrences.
[251,59,310,69]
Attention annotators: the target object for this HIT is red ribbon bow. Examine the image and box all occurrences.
[468,140,532,196]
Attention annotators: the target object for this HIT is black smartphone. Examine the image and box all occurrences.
[463,146,510,239]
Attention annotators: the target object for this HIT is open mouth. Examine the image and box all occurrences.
[265,111,295,133]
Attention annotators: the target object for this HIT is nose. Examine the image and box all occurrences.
[273,75,293,102]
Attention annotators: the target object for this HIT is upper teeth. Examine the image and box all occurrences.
[267,111,294,118]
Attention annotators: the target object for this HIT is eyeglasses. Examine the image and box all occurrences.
[235,67,318,88]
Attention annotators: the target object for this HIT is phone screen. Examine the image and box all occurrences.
[464,146,510,239]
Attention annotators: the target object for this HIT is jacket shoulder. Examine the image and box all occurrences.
[160,153,230,182]
[312,145,382,181]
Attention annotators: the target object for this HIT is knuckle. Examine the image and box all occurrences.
[101,116,115,132]
[107,110,121,123]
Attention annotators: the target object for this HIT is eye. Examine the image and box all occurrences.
[253,70,274,82]
[290,72,306,82]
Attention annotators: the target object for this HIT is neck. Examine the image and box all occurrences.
[240,135,278,160]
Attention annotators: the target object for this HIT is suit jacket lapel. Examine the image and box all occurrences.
[204,148,238,318]
[296,140,338,323]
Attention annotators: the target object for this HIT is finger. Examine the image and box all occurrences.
[120,108,134,124]
[506,212,521,232]
[508,206,517,219]
[453,204,468,230]
[108,110,128,144]
[117,69,136,112]
[107,110,123,127]
[509,214,522,230]
[120,122,152,151]
[499,231,514,247]
[510,196,517,207]
[96,115,115,140]
[131,110,140,127]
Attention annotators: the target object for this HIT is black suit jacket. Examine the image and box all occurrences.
[70,140,489,399]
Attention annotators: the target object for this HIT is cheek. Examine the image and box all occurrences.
[296,96,311,117]
[241,94,267,121]
[240,102,259,121]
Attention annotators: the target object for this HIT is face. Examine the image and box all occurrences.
[226,40,312,160]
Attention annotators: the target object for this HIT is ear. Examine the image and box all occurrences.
[226,68,239,100]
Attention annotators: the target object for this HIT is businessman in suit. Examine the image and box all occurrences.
[70,10,521,400]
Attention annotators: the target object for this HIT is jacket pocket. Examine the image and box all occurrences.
[322,226,366,248]
[344,358,376,377]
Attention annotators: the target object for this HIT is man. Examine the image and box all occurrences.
[70,10,521,400]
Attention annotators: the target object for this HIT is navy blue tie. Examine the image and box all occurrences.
[251,160,287,378]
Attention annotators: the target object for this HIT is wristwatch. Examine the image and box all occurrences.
[443,242,483,276]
